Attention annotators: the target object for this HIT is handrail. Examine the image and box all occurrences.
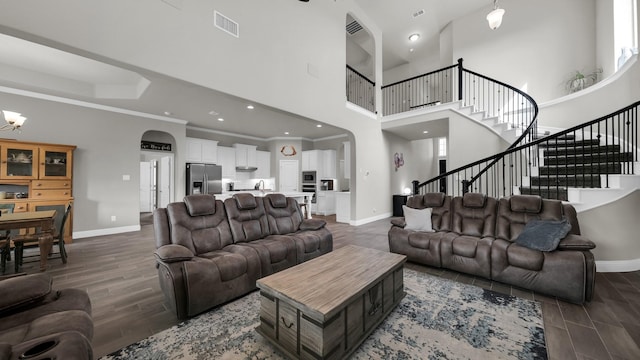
[414,100,640,199]
[346,64,375,86]
[381,64,457,89]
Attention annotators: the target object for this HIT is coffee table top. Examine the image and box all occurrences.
[257,245,406,321]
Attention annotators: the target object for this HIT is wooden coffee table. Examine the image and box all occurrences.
[256,245,407,359]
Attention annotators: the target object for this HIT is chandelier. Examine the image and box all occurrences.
[486,0,506,30]
[1,110,27,131]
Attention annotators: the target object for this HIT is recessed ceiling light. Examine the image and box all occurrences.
[218,118,224,122]
[163,111,172,116]
[316,124,322,128]
[423,130,429,134]
[408,33,420,42]
[409,48,414,52]
[208,110,219,116]
[284,131,290,135]
[246,105,254,110]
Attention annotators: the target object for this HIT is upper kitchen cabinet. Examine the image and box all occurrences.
[233,144,257,170]
[217,146,236,179]
[322,150,336,179]
[39,145,74,179]
[302,150,322,173]
[255,150,271,179]
[186,138,218,163]
[1,142,39,179]
[343,142,351,179]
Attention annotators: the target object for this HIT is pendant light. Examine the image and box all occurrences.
[486,0,505,30]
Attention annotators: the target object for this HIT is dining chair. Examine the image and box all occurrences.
[0,203,15,274]
[12,203,71,272]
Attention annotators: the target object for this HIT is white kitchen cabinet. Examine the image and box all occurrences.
[335,192,350,223]
[217,146,236,178]
[315,190,336,215]
[255,150,271,178]
[302,150,322,173]
[186,138,218,163]
[233,144,257,168]
[322,149,336,179]
[343,141,351,179]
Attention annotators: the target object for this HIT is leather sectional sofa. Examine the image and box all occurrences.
[153,193,332,319]
[389,193,596,304]
[0,273,93,359]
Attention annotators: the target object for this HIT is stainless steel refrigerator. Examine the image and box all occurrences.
[186,163,222,195]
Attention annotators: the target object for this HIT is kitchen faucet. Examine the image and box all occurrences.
[255,179,265,190]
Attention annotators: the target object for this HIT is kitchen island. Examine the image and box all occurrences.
[215,191,313,219]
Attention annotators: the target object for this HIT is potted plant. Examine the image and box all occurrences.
[566,68,603,93]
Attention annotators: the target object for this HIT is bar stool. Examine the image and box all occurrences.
[299,202,308,218]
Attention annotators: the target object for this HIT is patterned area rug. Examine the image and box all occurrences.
[101,269,546,359]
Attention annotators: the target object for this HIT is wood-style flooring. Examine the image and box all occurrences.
[7,214,640,359]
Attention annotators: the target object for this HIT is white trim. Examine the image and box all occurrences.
[596,258,640,272]
[186,127,348,143]
[345,101,378,119]
[73,225,141,239]
[0,85,187,125]
[350,212,392,226]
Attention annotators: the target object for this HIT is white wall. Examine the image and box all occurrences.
[451,0,598,103]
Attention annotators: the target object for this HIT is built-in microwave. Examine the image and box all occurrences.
[302,171,316,184]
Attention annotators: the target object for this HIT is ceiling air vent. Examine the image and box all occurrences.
[214,10,239,38]
[346,20,363,36]
[413,9,425,18]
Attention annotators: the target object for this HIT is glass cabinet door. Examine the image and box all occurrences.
[1,144,39,179]
[39,146,73,179]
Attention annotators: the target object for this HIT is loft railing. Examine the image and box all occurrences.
[413,101,640,200]
[346,65,375,113]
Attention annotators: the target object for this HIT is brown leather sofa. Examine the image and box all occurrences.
[0,273,93,359]
[154,193,332,319]
[389,193,596,304]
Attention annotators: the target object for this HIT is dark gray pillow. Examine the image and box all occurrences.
[515,218,572,252]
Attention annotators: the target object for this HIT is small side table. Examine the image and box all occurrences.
[392,195,409,217]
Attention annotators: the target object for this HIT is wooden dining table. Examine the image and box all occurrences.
[0,210,56,272]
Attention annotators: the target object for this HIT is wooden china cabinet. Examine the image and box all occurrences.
[0,139,75,243]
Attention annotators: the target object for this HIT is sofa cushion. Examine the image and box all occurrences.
[516,218,572,252]
[510,195,542,213]
[451,235,480,258]
[234,193,258,210]
[266,193,287,208]
[184,194,216,216]
[403,206,434,232]
[0,274,52,315]
[557,234,596,250]
[506,244,544,271]
[423,192,445,207]
[462,193,486,208]
[299,219,326,231]
[197,252,249,282]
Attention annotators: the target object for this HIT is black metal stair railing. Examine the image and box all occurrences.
[414,101,640,200]
[346,65,375,113]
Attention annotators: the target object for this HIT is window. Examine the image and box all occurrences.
[438,137,447,157]
[614,0,638,71]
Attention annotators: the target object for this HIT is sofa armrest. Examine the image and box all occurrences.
[300,219,326,231]
[154,244,194,263]
[390,218,406,228]
[557,234,596,251]
[0,273,52,315]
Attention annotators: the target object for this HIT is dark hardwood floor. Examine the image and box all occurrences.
[9,214,640,359]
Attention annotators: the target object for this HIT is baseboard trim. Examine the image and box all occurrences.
[351,212,392,226]
[596,258,640,272]
[73,225,141,239]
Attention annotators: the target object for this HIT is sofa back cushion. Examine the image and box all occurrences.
[451,193,497,237]
[224,193,270,243]
[405,193,452,231]
[166,195,233,255]
[496,195,566,242]
[263,193,304,235]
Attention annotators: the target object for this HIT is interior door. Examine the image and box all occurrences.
[139,161,154,212]
[279,160,299,192]
[158,156,172,208]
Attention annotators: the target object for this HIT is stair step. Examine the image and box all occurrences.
[519,186,568,201]
[544,152,633,165]
[539,163,622,175]
[543,144,621,156]
[531,175,601,188]
[538,139,600,148]
[533,134,576,141]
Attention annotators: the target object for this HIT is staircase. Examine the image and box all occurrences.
[520,134,635,201]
